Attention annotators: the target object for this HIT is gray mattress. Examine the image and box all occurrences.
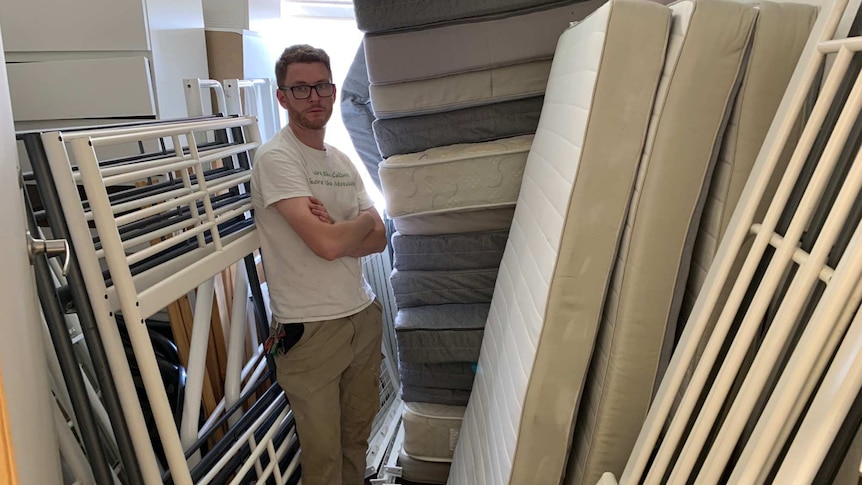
[340,41,382,189]
[391,268,498,308]
[392,231,508,271]
[399,362,477,390]
[402,384,472,406]
[373,96,543,159]
[395,304,488,363]
[353,0,582,33]
[363,2,601,85]
[392,207,516,236]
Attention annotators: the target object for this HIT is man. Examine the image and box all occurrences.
[250,44,387,485]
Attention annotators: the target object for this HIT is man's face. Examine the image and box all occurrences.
[277,62,336,130]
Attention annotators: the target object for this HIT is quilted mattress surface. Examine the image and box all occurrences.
[399,449,451,484]
[395,304,488,364]
[449,1,672,483]
[399,362,476,390]
[369,61,551,119]
[373,96,543,159]
[565,1,760,484]
[354,0,580,33]
[392,207,516,236]
[403,402,467,461]
[364,1,602,85]
[379,135,532,218]
[390,268,498,308]
[392,231,508,271]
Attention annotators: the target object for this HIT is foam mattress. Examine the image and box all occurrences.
[565,2,759,484]
[369,61,551,119]
[373,96,543,159]
[392,231,508,271]
[340,41,382,189]
[392,207,516,236]
[364,1,602,85]
[390,268,498,308]
[395,304,488,364]
[403,402,467,461]
[449,2,672,484]
[379,135,532,218]
[354,0,580,33]
[399,362,476,391]
[680,2,815,323]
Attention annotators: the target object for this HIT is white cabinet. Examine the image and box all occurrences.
[0,0,208,123]
[7,57,157,121]
[0,0,150,52]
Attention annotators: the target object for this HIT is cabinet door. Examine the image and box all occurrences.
[0,0,150,52]
[7,57,157,121]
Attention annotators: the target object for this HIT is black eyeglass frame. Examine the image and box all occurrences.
[277,82,335,100]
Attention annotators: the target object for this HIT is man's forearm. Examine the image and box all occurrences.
[346,224,387,258]
[326,212,375,259]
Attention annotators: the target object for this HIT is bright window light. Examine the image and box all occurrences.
[257,3,385,209]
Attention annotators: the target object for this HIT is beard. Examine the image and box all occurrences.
[289,105,332,130]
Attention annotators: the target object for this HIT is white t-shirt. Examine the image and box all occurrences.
[251,126,376,323]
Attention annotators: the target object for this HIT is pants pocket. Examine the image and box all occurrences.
[275,323,305,355]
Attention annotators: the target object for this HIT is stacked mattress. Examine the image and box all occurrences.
[445,0,814,484]
[342,1,605,190]
[449,2,674,483]
[345,1,603,482]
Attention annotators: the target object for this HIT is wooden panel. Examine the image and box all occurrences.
[7,57,156,121]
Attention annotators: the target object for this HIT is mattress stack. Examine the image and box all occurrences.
[443,1,817,484]
[343,1,602,482]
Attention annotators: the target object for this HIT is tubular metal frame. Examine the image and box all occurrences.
[40,116,298,484]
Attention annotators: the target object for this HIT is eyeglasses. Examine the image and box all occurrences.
[278,82,335,100]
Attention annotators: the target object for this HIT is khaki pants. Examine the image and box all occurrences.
[275,302,383,485]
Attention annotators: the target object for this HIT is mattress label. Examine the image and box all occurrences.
[450,428,460,451]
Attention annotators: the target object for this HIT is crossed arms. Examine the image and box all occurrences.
[274,196,386,261]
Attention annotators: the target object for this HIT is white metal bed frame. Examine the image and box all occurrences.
[41,116,300,484]
[184,78,282,143]
[602,0,862,482]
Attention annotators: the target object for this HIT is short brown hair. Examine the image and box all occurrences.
[275,44,332,86]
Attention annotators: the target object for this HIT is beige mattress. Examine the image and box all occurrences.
[391,207,515,236]
[379,135,532,218]
[403,402,466,462]
[449,1,672,483]
[565,1,760,484]
[680,2,816,324]
[369,60,552,119]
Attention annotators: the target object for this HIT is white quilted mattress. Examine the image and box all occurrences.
[403,402,467,462]
[379,135,532,218]
[449,1,672,483]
